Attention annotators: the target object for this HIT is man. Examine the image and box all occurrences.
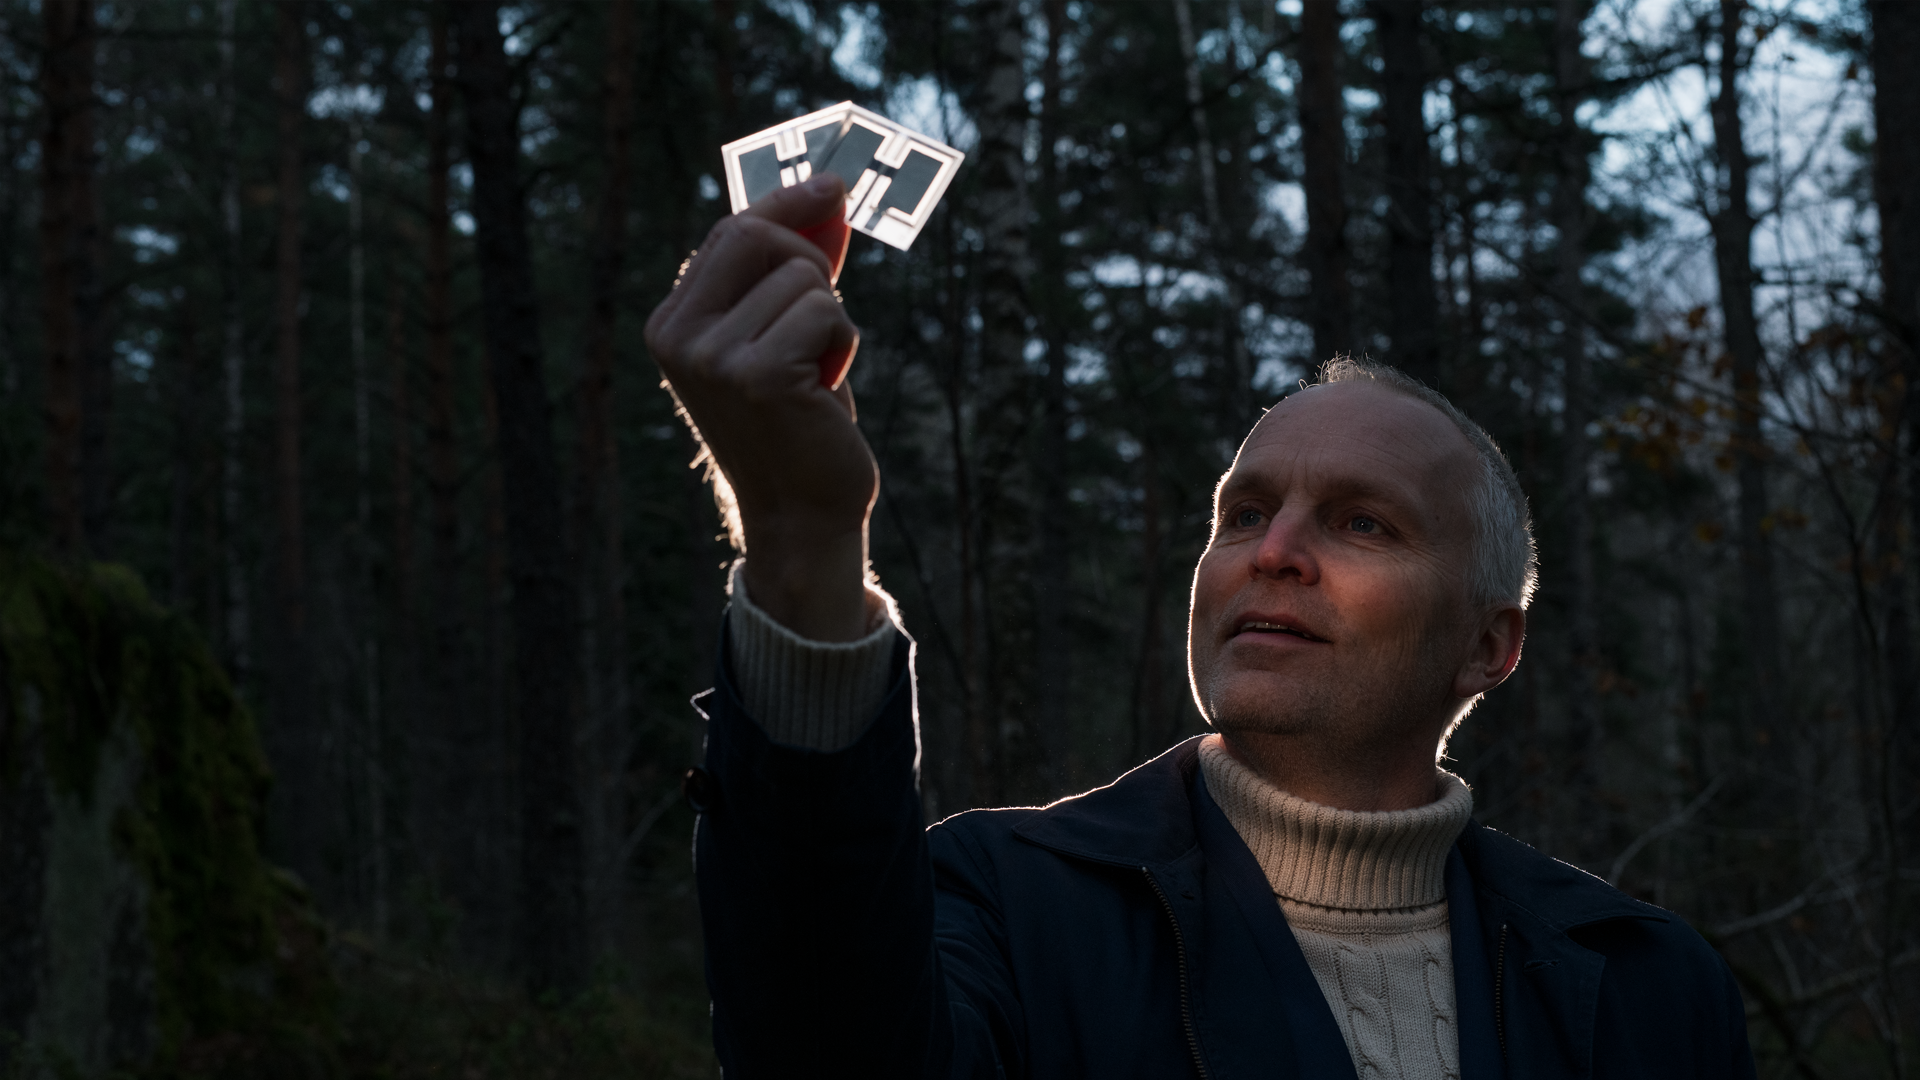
[646,177,1755,1078]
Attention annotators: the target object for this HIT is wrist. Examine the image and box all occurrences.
[740,517,873,643]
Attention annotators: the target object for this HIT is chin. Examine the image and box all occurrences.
[1196,672,1332,739]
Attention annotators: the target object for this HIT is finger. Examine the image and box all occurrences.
[660,213,833,334]
[829,362,858,419]
[752,290,857,386]
[648,175,849,358]
[819,331,859,392]
[692,256,834,360]
[740,172,848,233]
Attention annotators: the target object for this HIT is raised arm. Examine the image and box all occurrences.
[647,178,1013,1077]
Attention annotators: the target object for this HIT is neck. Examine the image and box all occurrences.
[1218,728,1446,812]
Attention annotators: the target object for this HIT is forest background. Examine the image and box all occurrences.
[1,0,1916,1076]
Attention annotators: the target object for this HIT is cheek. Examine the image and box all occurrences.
[1189,547,1231,622]
[1187,554,1222,660]
[1336,563,1449,640]
[1382,583,1467,666]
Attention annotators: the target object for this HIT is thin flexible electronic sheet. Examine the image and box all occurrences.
[721,102,965,252]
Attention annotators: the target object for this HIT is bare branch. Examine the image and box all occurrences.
[1607,775,1724,886]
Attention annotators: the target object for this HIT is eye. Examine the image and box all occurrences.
[1349,515,1379,534]
[1233,507,1263,529]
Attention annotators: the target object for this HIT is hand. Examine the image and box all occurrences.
[645,175,877,642]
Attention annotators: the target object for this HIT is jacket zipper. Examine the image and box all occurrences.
[1144,867,1211,1080]
[1494,922,1509,1061]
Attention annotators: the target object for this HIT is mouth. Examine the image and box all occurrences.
[1234,620,1329,643]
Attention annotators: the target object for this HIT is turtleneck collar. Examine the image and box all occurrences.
[1197,734,1473,912]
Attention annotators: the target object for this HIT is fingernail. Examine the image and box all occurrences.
[805,173,839,195]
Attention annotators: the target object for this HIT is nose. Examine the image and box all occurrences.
[1252,507,1321,585]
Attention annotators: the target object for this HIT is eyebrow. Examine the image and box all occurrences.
[1216,469,1425,519]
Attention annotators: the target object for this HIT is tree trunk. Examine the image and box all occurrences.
[0,22,17,406]
[76,48,110,560]
[218,0,251,682]
[453,0,588,995]
[478,355,514,971]
[968,0,1034,804]
[425,4,456,642]
[576,0,636,953]
[710,0,738,126]
[1448,77,1487,395]
[416,0,467,925]
[946,328,985,804]
[1372,0,1439,388]
[270,0,322,894]
[350,115,371,554]
[1869,0,1920,896]
[1130,437,1167,760]
[1299,0,1352,365]
[386,276,414,633]
[687,2,735,716]
[1032,0,1073,794]
[38,0,97,555]
[1552,0,1602,847]
[50,0,110,556]
[1174,0,1223,243]
[346,108,381,936]
[1707,0,1784,746]
[1175,0,1253,424]
[168,302,202,611]
[379,274,409,941]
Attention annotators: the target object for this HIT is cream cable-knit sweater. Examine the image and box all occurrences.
[726,562,1475,1077]
[1198,737,1473,1080]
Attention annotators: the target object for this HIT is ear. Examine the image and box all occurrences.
[1454,604,1525,700]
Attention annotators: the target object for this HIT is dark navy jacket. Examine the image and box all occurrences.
[693,628,1756,1079]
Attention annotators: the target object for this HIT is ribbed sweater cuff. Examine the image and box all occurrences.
[725,559,899,751]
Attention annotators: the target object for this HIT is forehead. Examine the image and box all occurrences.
[1221,381,1479,515]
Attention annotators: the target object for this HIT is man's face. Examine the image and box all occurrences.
[1187,381,1489,755]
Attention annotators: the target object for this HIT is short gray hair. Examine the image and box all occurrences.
[1314,356,1538,610]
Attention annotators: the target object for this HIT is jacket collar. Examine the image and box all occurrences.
[1014,734,1668,932]
[1456,823,1670,932]
[1011,736,1204,869]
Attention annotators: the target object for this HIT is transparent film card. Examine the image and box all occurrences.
[721,102,965,252]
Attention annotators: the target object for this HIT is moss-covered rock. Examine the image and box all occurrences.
[0,553,334,1078]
